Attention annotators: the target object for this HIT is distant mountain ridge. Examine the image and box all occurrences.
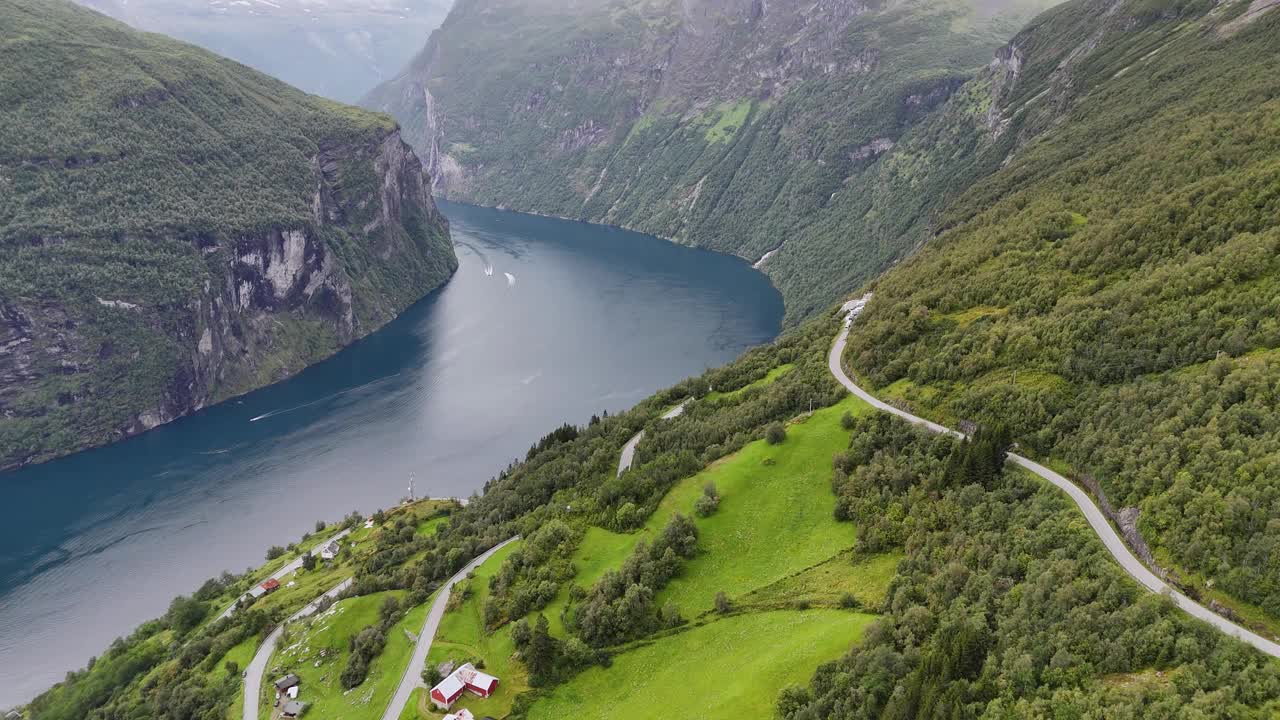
[0,0,457,469]
[364,0,1062,324]
[73,0,451,102]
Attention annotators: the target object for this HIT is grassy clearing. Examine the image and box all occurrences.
[547,394,873,625]
[654,395,868,615]
[266,590,431,720]
[412,541,529,719]
[703,99,752,143]
[705,363,795,403]
[740,550,902,611]
[878,377,941,409]
[540,526,635,636]
[416,515,449,537]
[939,305,1008,328]
[525,610,876,720]
[251,563,349,619]
[1100,667,1179,690]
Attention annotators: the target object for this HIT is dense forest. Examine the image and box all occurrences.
[789,413,1280,719]
[844,0,1280,631]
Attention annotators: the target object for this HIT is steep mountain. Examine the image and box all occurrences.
[842,0,1280,640]
[364,0,1061,323]
[0,0,457,469]
[72,0,451,103]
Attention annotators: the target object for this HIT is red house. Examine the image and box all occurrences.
[430,663,499,709]
[261,578,281,594]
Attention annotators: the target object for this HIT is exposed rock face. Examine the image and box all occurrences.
[0,130,455,469]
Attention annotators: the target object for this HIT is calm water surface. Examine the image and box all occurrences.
[0,202,782,706]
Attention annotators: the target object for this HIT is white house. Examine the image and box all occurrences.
[318,540,341,561]
[443,710,475,720]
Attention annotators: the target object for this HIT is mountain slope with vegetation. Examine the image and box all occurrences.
[0,0,456,469]
[364,0,1060,323]
[844,0,1280,643]
[21,311,1280,720]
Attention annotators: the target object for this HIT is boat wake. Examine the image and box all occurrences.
[484,263,494,276]
[249,373,401,423]
[504,272,516,287]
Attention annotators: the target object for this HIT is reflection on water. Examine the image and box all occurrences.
[0,202,782,705]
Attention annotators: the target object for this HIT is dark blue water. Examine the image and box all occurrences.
[0,202,781,706]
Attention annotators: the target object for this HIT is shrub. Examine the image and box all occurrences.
[715,591,732,614]
[265,546,286,560]
[838,592,861,610]
[841,411,856,430]
[694,483,720,517]
[766,424,787,445]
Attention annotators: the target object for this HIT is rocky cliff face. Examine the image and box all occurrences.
[0,1,456,469]
[0,129,454,467]
[365,0,1061,322]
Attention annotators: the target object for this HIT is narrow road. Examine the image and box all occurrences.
[217,528,353,623]
[379,536,521,720]
[831,297,1280,659]
[242,577,353,720]
[617,401,687,476]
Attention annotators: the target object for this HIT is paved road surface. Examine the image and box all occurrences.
[617,401,687,477]
[217,528,353,623]
[379,536,521,720]
[830,295,1280,659]
[242,577,354,720]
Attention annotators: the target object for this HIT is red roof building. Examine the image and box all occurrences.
[429,663,499,710]
[261,578,280,594]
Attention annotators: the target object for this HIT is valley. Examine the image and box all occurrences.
[8,0,1280,716]
[0,202,781,707]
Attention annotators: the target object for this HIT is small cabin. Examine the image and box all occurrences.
[273,674,300,694]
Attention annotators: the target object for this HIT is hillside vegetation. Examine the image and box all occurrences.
[20,309,1280,719]
[364,0,1060,323]
[0,0,456,468]
[845,0,1280,635]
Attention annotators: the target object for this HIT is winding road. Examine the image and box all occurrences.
[378,536,521,720]
[831,296,1280,659]
[617,401,688,476]
[216,528,353,623]
[242,577,353,720]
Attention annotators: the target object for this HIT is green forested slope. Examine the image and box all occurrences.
[24,311,1280,719]
[845,0,1280,634]
[0,0,456,468]
[364,0,1060,323]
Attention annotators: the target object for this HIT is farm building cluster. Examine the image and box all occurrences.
[430,662,499,710]
[272,674,306,718]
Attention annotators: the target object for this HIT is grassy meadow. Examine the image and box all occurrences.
[524,610,876,720]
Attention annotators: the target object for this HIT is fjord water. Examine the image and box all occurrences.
[0,202,782,706]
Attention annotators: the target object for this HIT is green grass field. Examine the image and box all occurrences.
[413,541,529,719]
[525,610,876,720]
[539,526,636,636]
[740,549,901,611]
[649,395,868,615]
[705,363,795,403]
[264,590,432,720]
